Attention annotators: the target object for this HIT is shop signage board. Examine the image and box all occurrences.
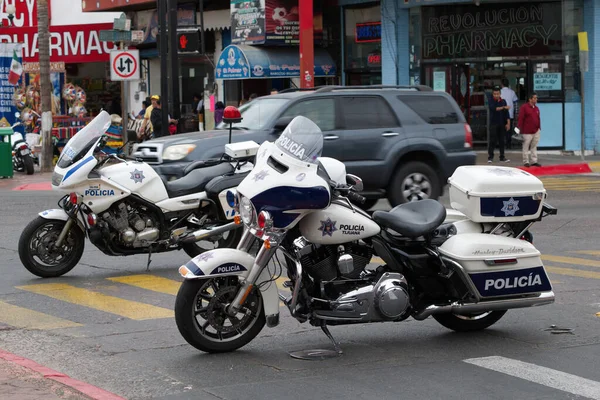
[216,45,336,79]
[0,43,23,132]
[0,23,118,63]
[110,50,140,81]
[230,0,323,45]
[132,4,196,45]
[421,2,562,60]
[533,73,561,91]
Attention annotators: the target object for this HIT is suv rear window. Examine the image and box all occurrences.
[398,95,463,124]
[339,96,399,129]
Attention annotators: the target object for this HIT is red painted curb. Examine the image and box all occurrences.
[0,349,125,400]
[11,182,53,191]
[517,163,592,176]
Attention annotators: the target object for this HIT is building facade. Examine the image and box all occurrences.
[340,0,596,153]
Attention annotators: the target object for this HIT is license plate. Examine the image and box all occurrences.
[20,149,30,155]
[469,266,552,297]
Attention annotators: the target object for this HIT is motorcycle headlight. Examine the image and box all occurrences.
[162,144,196,161]
[239,195,256,225]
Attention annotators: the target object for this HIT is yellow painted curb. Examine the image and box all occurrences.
[589,161,600,173]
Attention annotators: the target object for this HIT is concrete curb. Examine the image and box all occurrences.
[0,349,125,400]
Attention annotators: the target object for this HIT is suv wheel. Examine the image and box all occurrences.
[389,161,441,206]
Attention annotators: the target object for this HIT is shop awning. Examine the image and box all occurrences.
[215,45,337,80]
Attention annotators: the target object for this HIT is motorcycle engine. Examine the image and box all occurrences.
[100,202,159,248]
[295,239,373,281]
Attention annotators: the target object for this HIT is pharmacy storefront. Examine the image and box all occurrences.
[374,0,597,152]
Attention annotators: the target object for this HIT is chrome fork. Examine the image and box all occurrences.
[227,229,278,315]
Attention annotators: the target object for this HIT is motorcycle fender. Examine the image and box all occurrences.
[179,248,280,325]
[39,209,86,233]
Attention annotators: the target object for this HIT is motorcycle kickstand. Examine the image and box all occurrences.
[146,248,152,271]
[321,324,343,355]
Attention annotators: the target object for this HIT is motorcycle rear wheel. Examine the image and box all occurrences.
[23,155,34,175]
[18,217,85,278]
[175,277,265,353]
[432,310,507,332]
[182,225,243,258]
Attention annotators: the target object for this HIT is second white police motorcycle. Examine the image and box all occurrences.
[19,111,252,278]
[174,116,557,354]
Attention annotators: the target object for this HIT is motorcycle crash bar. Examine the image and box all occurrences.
[412,290,555,321]
[181,222,240,244]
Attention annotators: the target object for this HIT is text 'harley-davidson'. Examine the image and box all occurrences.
[18,110,252,278]
[173,116,556,355]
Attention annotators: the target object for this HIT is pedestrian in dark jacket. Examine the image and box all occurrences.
[214,101,225,125]
[488,86,511,163]
[150,99,164,137]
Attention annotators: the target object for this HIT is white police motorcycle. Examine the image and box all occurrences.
[173,116,557,355]
[18,110,252,278]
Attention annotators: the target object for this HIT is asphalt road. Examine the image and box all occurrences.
[0,176,599,400]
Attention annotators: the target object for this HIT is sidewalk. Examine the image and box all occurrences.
[0,349,124,400]
[476,150,600,176]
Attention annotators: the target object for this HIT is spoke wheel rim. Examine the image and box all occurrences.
[192,277,262,343]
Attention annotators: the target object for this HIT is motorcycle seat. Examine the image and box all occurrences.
[372,199,446,238]
[165,162,234,198]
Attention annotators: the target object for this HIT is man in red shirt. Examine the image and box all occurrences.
[516,92,541,167]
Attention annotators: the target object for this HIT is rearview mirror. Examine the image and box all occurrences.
[346,174,364,192]
[272,116,294,134]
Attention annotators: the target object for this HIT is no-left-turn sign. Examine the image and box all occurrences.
[110,50,140,81]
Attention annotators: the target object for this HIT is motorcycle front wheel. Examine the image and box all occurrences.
[18,217,85,278]
[175,277,265,353]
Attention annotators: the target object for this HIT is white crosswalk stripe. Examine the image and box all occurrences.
[464,356,600,400]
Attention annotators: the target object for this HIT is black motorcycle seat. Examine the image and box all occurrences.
[165,163,234,198]
[372,199,446,238]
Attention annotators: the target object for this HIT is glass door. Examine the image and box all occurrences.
[528,60,565,148]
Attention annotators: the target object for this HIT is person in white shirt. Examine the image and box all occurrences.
[501,78,519,149]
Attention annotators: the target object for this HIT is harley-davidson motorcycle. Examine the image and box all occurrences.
[18,110,252,278]
[173,116,557,354]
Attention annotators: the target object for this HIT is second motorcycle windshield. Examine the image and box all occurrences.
[57,111,112,169]
[274,116,323,164]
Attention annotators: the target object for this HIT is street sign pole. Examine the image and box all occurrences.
[120,41,129,149]
[299,0,314,89]
[159,0,169,137]
[168,0,180,121]
[578,32,589,162]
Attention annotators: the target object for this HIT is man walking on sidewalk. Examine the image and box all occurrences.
[501,78,519,149]
[488,86,511,163]
[516,92,542,167]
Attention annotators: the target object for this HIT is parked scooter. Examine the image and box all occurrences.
[4,116,35,175]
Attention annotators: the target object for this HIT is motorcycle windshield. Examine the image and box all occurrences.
[57,111,111,169]
[274,116,323,164]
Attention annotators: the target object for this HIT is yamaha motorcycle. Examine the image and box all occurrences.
[18,111,251,278]
[173,116,556,354]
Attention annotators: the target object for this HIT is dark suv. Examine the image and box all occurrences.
[132,86,475,208]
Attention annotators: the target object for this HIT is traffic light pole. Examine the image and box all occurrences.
[168,0,180,121]
[159,0,169,136]
[299,0,314,89]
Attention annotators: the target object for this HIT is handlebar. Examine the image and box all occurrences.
[347,190,366,205]
[328,179,367,205]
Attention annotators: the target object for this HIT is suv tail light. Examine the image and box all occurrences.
[464,123,473,148]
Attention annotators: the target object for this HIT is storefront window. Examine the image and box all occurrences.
[344,3,381,86]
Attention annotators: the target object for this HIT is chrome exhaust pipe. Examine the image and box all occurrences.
[412,291,555,321]
[181,222,240,244]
